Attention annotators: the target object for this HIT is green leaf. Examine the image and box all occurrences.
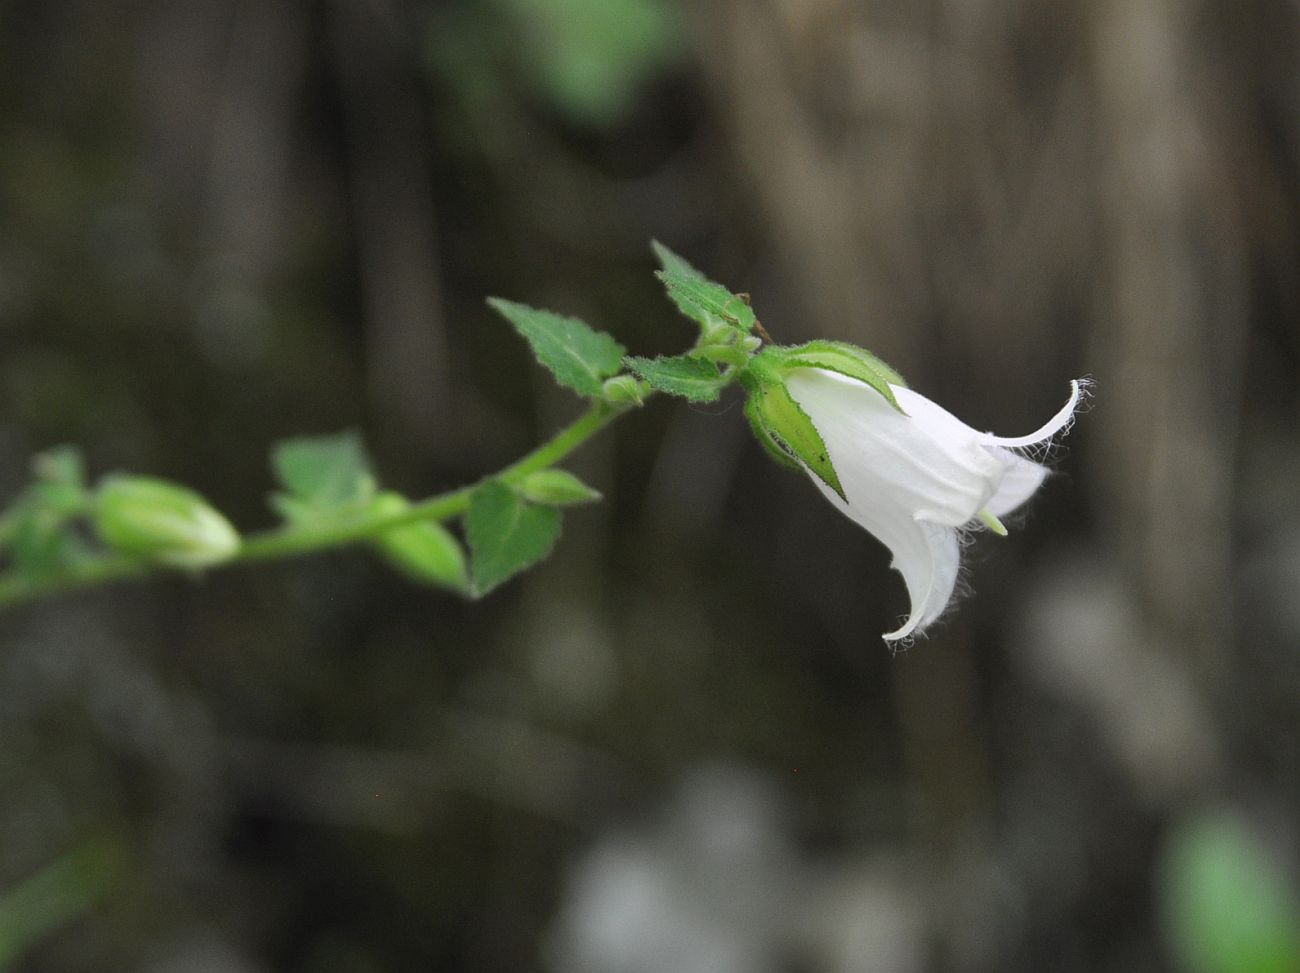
[1161,810,1300,973]
[270,431,375,521]
[771,341,906,411]
[654,268,756,336]
[650,239,706,280]
[624,354,726,402]
[466,480,562,596]
[1,447,93,574]
[6,506,91,580]
[369,493,470,594]
[517,469,602,506]
[486,298,626,397]
[748,381,844,500]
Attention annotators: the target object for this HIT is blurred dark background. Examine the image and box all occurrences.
[2,0,1298,970]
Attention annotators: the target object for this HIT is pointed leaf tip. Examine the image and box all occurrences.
[487,298,626,397]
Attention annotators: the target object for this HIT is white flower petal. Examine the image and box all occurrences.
[981,379,1082,448]
[807,475,961,642]
[983,448,1049,517]
[778,368,1083,643]
[786,370,1002,527]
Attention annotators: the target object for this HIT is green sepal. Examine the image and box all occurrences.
[368,492,470,594]
[743,394,799,471]
[623,354,726,402]
[769,341,906,412]
[517,469,602,507]
[465,480,562,597]
[269,431,375,523]
[486,297,626,397]
[744,377,845,500]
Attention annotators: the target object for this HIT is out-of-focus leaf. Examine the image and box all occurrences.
[466,480,561,596]
[270,431,375,522]
[0,840,122,970]
[487,298,626,397]
[496,0,681,125]
[1,446,93,575]
[1160,808,1300,973]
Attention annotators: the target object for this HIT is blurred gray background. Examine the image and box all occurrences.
[1,0,1298,970]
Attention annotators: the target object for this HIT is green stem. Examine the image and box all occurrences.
[0,399,634,610]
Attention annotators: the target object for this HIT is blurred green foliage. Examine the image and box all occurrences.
[430,0,684,126]
[1161,810,1300,973]
[0,841,120,971]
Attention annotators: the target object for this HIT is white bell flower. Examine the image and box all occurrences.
[782,369,1084,643]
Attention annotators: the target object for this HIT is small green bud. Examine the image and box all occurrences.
[601,374,645,405]
[94,476,240,568]
[517,469,602,507]
[369,493,469,593]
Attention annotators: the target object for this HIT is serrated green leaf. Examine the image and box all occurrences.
[624,354,726,402]
[654,268,756,336]
[369,493,470,594]
[466,480,562,596]
[777,340,906,411]
[517,469,602,506]
[750,382,844,499]
[1161,810,1300,973]
[487,298,626,397]
[270,431,375,521]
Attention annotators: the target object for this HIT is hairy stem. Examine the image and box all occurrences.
[0,399,634,610]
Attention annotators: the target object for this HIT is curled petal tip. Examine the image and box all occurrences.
[984,379,1084,449]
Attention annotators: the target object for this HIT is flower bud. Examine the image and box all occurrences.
[369,493,469,593]
[94,476,240,568]
[601,374,645,405]
[516,469,601,507]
